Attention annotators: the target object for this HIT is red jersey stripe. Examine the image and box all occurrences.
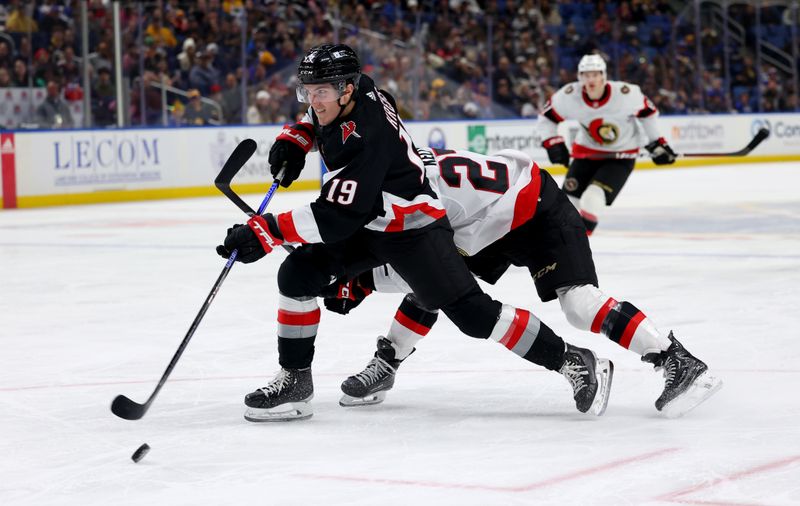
[385,203,446,233]
[511,163,542,230]
[277,211,307,244]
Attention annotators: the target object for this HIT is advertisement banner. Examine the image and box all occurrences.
[11,125,321,200]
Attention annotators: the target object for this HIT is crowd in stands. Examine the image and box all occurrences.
[0,0,797,130]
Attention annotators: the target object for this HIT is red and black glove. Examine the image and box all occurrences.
[543,136,570,167]
[269,122,314,188]
[645,137,677,165]
[321,277,373,315]
[216,214,284,263]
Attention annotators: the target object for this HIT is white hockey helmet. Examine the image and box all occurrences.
[577,54,607,81]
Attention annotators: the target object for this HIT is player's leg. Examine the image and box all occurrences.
[580,158,635,234]
[534,182,721,416]
[561,158,598,233]
[376,221,613,415]
[340,294,438,406]
[244,242,378,421]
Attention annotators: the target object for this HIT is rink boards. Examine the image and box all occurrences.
[2,112,799,209]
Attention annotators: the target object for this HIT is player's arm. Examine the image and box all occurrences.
[635,91,677,165]
[537,92,570,167]
[268,111,315,188]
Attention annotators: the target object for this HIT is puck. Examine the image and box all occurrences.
[131,443,150,463]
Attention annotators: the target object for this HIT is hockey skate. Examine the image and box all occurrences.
[642,332,722,418]
[243,367,314,422]
[559,344,614,416]
[340,337,411,407]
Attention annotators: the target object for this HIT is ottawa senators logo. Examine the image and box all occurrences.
[565,85,574,94]
[564,177,579,192]
[341,121,361,144]
[621,85,630,94]
[585,118,620,145]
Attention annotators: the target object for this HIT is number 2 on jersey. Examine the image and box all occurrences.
[438,156,510,193]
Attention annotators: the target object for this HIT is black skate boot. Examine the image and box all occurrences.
[340,337,412,407]
[642,332,722,418]
[558,344,614,416]
[243,367,314,422]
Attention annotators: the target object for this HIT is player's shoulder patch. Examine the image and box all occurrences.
[565,84,574,94]
[621,84,630,94]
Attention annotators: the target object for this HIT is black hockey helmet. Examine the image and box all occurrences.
[296,44,361,102]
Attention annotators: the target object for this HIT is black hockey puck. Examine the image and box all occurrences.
[131,443,150,463]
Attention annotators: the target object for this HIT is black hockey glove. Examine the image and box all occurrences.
[216,214,284,263]
[645,138,677,165]
[543,136,570,167]
[321,277,373,315]
[269,122,314,188]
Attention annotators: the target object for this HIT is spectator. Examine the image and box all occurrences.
[183,88,218,126]
[32,48,58,87]
[219,72,242,124]
[0,67,11,88]
[189,50,220,95]
[12,57,29,87]
[35,80,74,128]
[5,4,38,33]
[246,89,274,124]
[92,67,116,126]
[145,10,177,49]
[91,41,113,77]
[0,41,12,69]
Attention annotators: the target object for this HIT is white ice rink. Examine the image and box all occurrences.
[1,162,799,506]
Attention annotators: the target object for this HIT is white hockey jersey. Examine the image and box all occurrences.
[537,81,664,158]
[416,147,542,256]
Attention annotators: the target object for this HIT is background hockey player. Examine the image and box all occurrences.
[538,54,677,235]
[324,147,722,418]
[216,44,613,422]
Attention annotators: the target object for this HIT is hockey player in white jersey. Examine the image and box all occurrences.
[325,147,721,418]
[538,54,677,235]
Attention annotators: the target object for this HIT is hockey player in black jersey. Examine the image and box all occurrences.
[217,44,613,421]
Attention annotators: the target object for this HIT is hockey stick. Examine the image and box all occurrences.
[216,158,296,253]
[588,128,771,160]
[111,138,275,421]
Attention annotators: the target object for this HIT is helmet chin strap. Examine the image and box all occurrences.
[332,87,354,123]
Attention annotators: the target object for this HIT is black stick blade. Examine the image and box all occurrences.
[111,394,147,420]
[214,138,258,186]
[215,139,259,215]
[748,127,770,150]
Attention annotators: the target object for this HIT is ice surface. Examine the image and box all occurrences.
[1,162,799,505]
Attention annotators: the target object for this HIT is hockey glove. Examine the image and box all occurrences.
[543,136,570,167]
[269,122,314,188]
[321,278,373,315]
[216,214,284,263]
[645,138,677,165]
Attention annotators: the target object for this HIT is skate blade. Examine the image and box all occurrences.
[339,390,387,407]
[244,401,313,422]
[661,371,723,419]
[588,359,614,416]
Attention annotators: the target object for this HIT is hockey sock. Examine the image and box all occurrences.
[387,295,439,360]
[579,184,605,236]
[579,210,598,235]
[488,305,565,370]
[277,294,320,369]
[591,298,671,356]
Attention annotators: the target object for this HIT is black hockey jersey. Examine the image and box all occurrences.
[276,75,445,244]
